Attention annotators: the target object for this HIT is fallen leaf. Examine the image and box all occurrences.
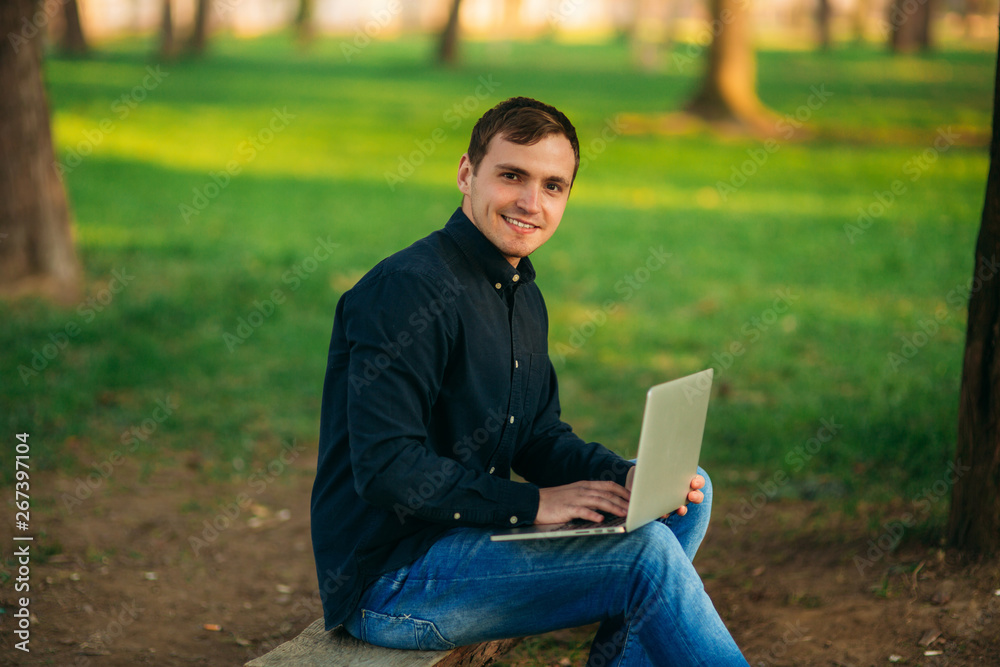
[918,629,941,647]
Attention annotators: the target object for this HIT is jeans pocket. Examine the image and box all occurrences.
[359,609,456,651]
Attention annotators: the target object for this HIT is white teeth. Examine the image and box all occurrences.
[504,216,534,229]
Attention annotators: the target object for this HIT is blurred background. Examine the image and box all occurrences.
[1,0,997,664]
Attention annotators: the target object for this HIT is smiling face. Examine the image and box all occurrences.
[457,133,576,268]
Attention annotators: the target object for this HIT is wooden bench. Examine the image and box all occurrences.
[244,618,521,667]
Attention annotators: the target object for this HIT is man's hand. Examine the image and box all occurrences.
[626,467,705,517]
[535,480,630,525]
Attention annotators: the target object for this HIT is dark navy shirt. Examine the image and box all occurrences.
[311,208,634,629]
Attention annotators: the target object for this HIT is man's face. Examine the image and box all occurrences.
[457,133,575,268]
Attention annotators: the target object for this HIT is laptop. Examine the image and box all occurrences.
[491,369,713,541]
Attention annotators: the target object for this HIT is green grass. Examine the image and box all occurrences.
[1,34,992,517]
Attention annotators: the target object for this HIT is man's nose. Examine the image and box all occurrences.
[517,186,541,213]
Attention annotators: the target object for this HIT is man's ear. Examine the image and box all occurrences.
[456,153,473,196]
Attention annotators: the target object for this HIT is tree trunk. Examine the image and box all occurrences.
[295,0,315,46]
[159,0,176,58]
[889,0,933,53]
[852,0,869,42]
[188,0,211,55]
[683,0,775,135]
[438,0,463,65]
[60,0,88,55]
[816,0,832,49]
[0,0,81,303]
[946,32,1000,556]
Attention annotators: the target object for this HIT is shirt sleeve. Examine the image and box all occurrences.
[512,354,635,489]
[343,270,539,527]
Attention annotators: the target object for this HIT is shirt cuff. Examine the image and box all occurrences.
[500,481,540,527]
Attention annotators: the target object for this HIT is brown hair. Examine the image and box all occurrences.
[467,97,580,182]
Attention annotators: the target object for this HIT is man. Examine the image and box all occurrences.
[311,97,749,666]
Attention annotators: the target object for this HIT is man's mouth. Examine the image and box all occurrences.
[503,215,537,231]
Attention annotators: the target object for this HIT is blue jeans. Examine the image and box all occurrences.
[344,467,748,666]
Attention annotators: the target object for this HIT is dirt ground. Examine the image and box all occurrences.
[2,447,998,667]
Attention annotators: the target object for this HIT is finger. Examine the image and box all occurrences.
[574,507,606,522]
[689,475,705,491]
[580,480,631,501]
[581,492,629,517]
[687,489,704,505]
[674,505,688,517]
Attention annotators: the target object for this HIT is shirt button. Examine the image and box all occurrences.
[489,467,495,474]
[494,282,502,289]
[453,512,461,520]
[509,516,518,524]
[512,274,520,282]
[509,416,515,424]
[515,359,519,369]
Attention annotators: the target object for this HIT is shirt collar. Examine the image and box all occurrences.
[444,207,537,290]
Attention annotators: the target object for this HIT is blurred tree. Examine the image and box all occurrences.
[888,0,932,53]
[852,0,869,42]
[438,0,463,65]
[816,0,832,49]
[946,36,1000,556]
[295,0,315,45]
[188,0,211,55]
[60,0,88,55]
[963,0,985,38]
[683,0,775,135]
[159,0,176,58]
[0,0,81,303]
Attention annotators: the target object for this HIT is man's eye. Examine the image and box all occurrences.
[502,173,518,180]
[547,183,562,192]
